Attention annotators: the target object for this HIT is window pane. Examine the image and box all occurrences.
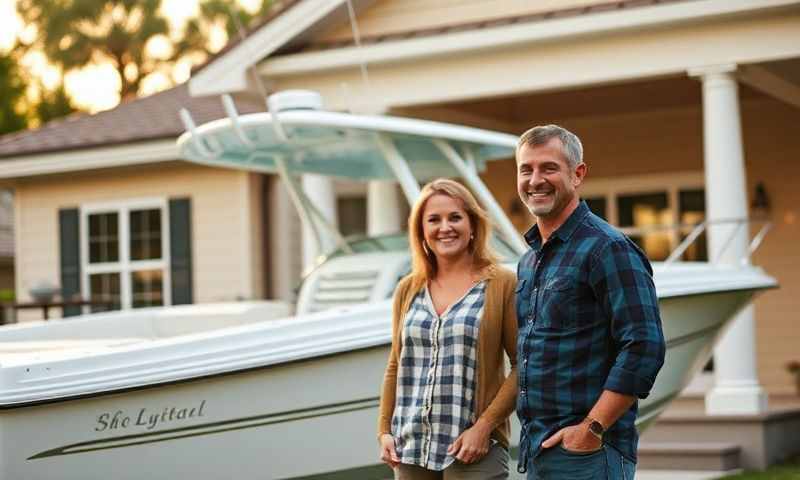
[89,213,119,263]
[132,269,164,308]
[584,197,607,220]
[130,209,162,261]
[89,273,121,312]
[337,197,367,237]
[617,192,671,261]
[679,189,708,261]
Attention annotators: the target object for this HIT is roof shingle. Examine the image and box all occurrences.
[0,84,265,159]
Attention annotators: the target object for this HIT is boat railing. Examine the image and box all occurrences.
[616,218,772,267]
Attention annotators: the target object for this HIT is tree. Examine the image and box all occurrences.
[18,0,174,100]
[0,49,29,135]
[35,81,79,125]
[178,0,274,57]
[18,0,274,102]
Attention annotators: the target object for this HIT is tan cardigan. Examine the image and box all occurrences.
[377,265,519,447]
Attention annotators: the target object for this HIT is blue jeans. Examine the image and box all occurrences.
[526,444,635,480]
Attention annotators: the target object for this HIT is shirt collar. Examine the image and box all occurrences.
[523,200,590,249]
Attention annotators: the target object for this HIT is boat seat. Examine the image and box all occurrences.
[295,251,410,316]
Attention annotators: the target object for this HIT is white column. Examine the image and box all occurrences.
[367,181,403,236]
[690,64,768,415]
[301,174,338,271]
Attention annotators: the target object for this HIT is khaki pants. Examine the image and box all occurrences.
[395,442,509,480]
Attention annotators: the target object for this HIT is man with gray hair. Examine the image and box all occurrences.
[514,124,665,479]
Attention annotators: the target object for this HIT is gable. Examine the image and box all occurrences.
[305,0,625,47]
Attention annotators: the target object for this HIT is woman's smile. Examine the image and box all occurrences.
[422,194,473,260]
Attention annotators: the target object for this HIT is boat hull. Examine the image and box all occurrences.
[0,286,761,479]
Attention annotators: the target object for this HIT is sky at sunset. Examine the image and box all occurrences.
[1,0,259,113]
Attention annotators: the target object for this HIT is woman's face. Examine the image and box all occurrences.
[421,193,473,262]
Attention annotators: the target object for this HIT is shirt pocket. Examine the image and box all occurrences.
[538,276,578,330]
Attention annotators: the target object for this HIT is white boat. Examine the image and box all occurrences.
[0,91,776,479]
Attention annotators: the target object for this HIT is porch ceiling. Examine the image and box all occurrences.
[402,76,767,129]
[762,57,800,85]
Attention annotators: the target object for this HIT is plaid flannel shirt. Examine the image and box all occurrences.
[516,201,665,471]
[392,282,486,470]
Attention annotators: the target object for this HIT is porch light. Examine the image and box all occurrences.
[750,181,770,218]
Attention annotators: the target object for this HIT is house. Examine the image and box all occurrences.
[186,0,800,470]
[0,189,13,293]
[188,0,800,399]
[1,0,798,471]
[0,85,284,319]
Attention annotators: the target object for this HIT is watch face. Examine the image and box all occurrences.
[589,421,604,436]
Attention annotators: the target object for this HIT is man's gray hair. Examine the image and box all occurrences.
[517,124,584,169]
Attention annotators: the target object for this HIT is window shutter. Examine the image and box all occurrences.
[58,208,81,317]
[169,198,193,305]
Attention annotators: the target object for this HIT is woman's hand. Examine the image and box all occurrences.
[379,434,400,468]
[447,418,493,464]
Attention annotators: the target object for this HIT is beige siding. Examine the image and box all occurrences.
[741,100,800,396]
[317,0,619,43]
[267,176,302,302]
[248,173,266,299]
[14,162,264,320]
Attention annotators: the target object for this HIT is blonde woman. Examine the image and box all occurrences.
[377,178,518,479]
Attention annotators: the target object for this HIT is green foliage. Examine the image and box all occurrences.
[0,289,14,303]
[718,455,800,479]
[0,49,29,135]
[35,81,78,124]
[177,0,273,59]
[18,0,173,99]
[17,0,274,102]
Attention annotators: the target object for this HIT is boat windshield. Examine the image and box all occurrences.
[321,231,519,263]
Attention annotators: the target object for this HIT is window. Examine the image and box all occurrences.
[581,173,706,261]
[678,189,708,261]
[584,196,608,221]
[337,196,367,237]
[618,192,671,261]
[82,199,170,312]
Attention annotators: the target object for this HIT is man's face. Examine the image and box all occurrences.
[516,138,585,219]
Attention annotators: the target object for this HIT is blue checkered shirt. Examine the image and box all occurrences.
[392,282,486,470]
[516,201,665,471]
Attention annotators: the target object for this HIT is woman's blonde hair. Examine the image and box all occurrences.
[408,178,498,285]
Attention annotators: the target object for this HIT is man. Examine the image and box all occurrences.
[514,124,665,479]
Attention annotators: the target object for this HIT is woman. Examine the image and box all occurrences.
[377,178,518,479]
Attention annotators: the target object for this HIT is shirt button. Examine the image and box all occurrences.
[520,389,527,396]
[523,359,528,366]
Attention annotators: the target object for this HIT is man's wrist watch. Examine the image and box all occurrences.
[585,417,605,439]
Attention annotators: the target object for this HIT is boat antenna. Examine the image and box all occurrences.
[345,0,371,93]
[226,2,289,141]
[228,3,270,102]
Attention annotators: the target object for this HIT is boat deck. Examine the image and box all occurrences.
[0,338,150,366]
